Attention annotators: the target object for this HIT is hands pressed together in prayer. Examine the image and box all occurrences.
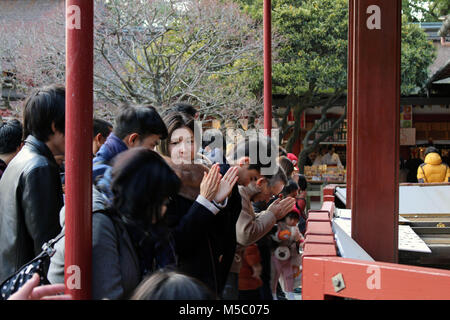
[267,196,296,220]
[199,164,239,204]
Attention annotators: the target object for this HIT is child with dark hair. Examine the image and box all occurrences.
[282,179,299,199]
[270,205,304,300]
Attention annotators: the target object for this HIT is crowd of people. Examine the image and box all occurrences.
[1,84,449,301]
[0,85,310,300]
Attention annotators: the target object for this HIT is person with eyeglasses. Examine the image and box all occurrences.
[222,136,296,300]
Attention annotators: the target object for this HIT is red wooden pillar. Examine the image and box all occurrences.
[65,1,94,299]
[346,0,354,209]
[350,0,400,262]
[263,0,272,136]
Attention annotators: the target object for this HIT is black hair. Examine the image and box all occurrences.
[279,146,287,157]
[282,179,299,197]
[277,208,300,223]
[425,146,439,156]
[111,148,180,232]
[22,85,65,142]
[93,118,112,139]
[0,119,23,154]
[162,103,198,118]
[285,210,300,221]
[130,270,216,300]
[297,174,307,191]
[113,104,168,141]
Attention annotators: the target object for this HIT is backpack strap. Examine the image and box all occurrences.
[420,164,427,183]
[45,232,65,248]
[44,208,107,254]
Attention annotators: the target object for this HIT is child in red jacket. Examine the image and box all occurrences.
[238,243,263,300]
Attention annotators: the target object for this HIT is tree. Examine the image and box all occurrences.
[401,16,437,94]
[0,3,65,110]
[236,0,348,171]
[236,0,436,172]
[0,0,264,124]
[94,0,263,123]
[402,0,450,22]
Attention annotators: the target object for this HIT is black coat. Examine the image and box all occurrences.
[165,164,242,296]
[0,135,63,282]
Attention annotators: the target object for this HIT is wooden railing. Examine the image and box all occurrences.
[301,185,450,300]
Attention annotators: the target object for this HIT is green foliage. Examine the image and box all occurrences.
[234,0,436,158]
[236,0,348,96]
[271,0,348,95]
[402,0,450,22]
[401,16,436,94]
[95,0,263,122]
[236,0,436,96]
[235,0,264,21]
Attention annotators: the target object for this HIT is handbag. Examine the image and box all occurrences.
[0,232,64,300]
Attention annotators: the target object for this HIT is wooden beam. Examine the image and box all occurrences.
[350,0,401,263]
[303,256,450,300]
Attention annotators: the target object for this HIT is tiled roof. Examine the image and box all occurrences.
[428,45,450,83]
[418,22,450,85]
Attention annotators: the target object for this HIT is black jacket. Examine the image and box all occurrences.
[0,159,7,180]
[214,164,242,295]
[165,195,218,293]
[0,135,63,282]
[165,164,242,297]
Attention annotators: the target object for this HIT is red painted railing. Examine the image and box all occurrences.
[302,256,450,300]
[301,186,450,300]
